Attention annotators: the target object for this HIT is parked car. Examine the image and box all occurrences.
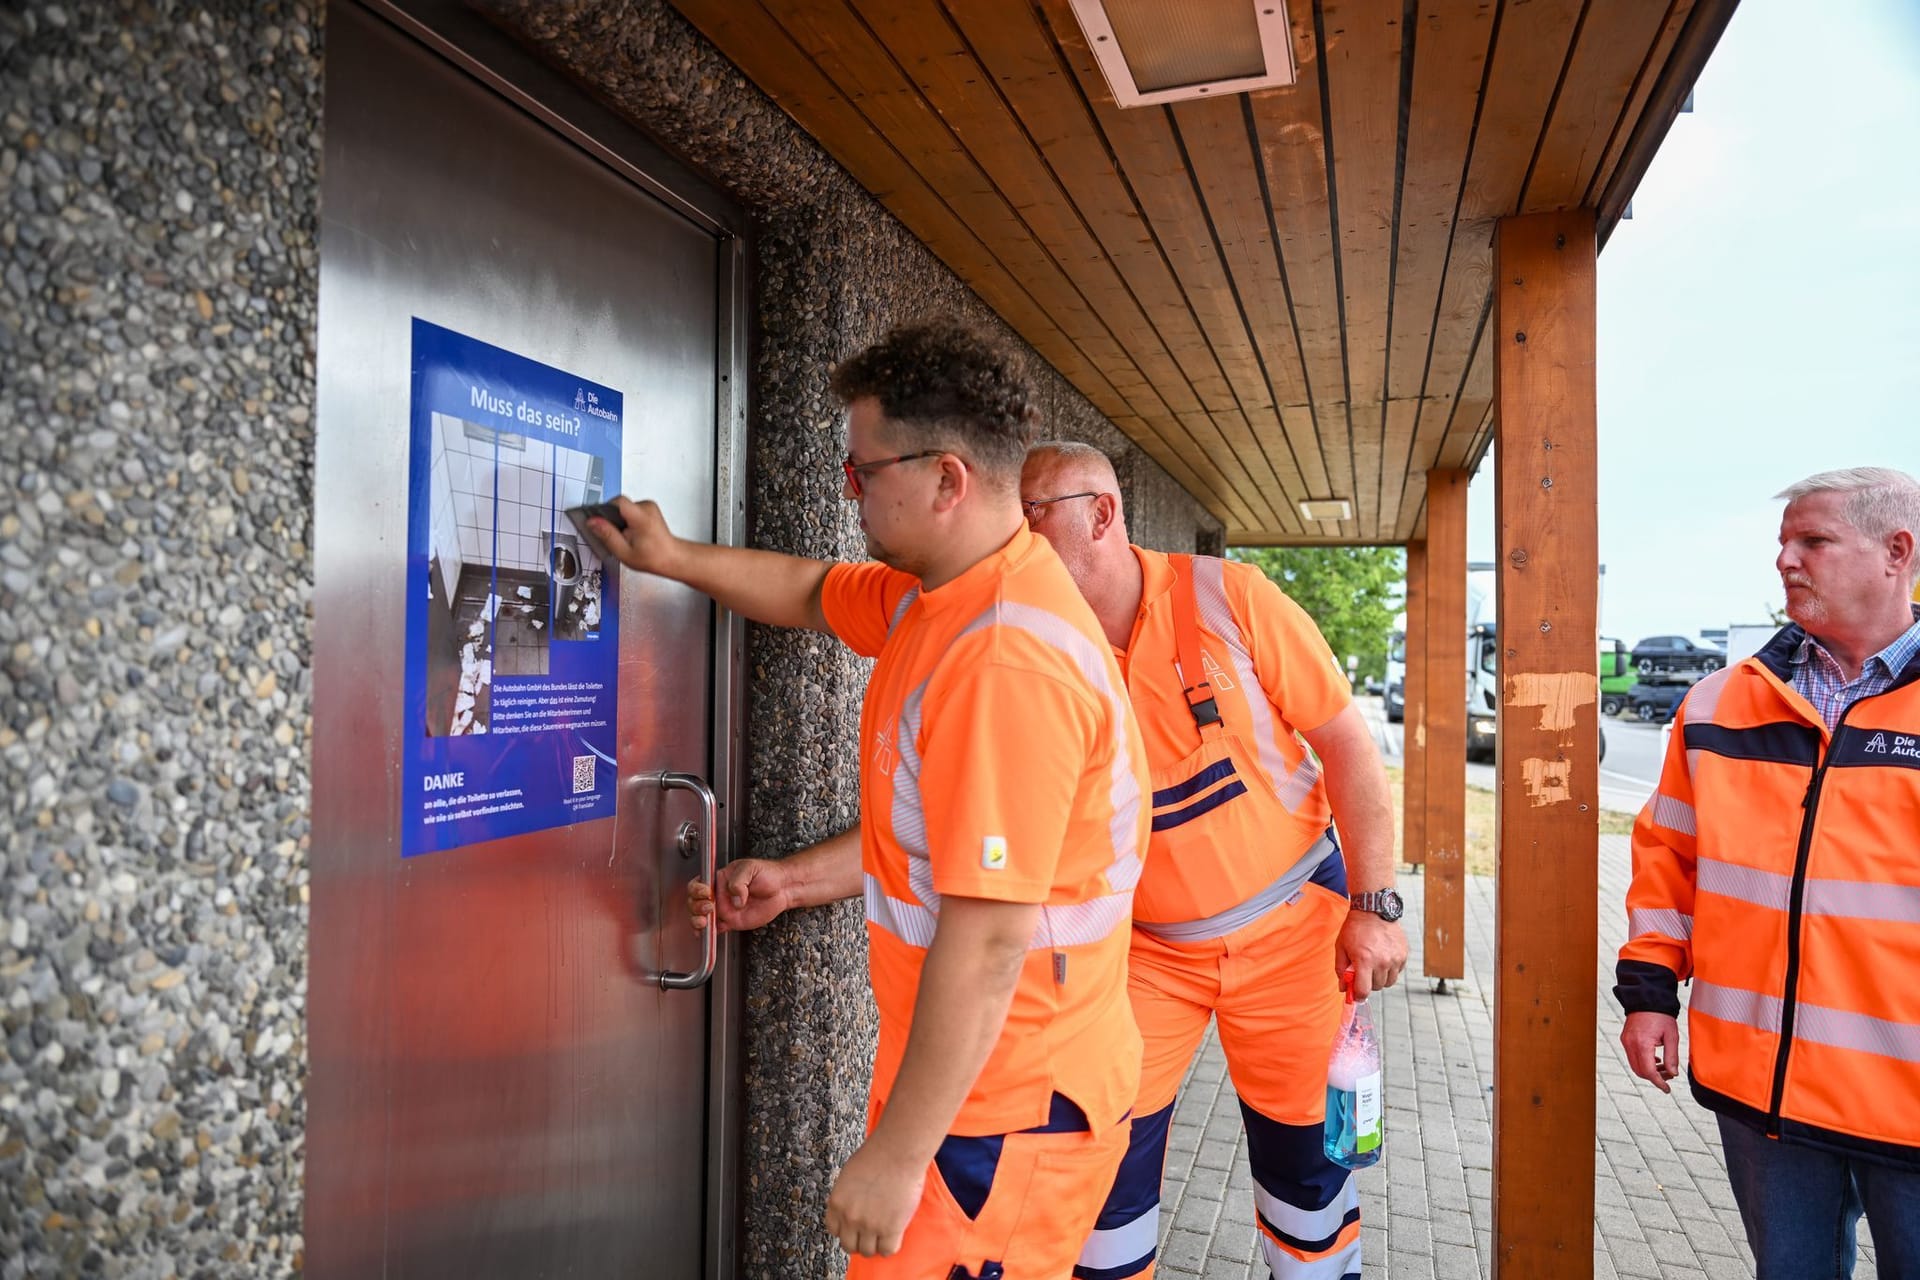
[1385,677,1404,723]
[1625,681,1688,723]
[1630,634,1725,682]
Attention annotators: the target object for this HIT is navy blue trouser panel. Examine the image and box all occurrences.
[1241,1102,1362,1280]
[1072,1101,1175,1279]
[936,1093,1093,1221]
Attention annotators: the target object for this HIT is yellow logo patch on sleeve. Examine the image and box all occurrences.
[981,836,1008,871]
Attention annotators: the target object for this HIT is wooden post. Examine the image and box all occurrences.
[1422,469,1468,980]
[1491,209,1600,1279]
[1403,541,1427,871]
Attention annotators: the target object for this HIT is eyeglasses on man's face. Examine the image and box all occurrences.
[1021,492,1102,524]
[840,450,945,498]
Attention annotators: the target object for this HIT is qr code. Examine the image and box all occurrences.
[571,754,595,795]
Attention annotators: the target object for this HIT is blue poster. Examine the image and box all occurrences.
[402,319,621,857]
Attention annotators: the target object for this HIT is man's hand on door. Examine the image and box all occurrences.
[687,858,794,934]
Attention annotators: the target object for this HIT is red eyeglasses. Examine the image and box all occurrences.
[841,450,947,498]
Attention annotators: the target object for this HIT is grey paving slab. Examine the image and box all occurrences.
[1156,832,1888,1278]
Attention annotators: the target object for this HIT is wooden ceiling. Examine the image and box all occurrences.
[668,0,1734,544]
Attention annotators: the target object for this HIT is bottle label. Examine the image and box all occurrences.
[1354,1072,1382,1153]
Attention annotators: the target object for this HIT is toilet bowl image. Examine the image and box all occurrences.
[548,538,582,586]
[541,530,604,641]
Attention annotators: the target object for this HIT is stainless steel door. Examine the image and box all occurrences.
[309,5,737,1275]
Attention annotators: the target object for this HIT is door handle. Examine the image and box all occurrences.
[633,771,719,991]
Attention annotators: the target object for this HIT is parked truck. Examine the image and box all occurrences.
[1385,625,1407,722]
[1599,637,1633,716]
[1467,620,1497,761]
[1396,567,1608,762]
[1724,622,1778,665]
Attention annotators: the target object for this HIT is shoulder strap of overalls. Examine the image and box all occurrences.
[1168,553,1225,741]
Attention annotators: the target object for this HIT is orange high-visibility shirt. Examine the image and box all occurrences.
[1118,548,1351,925]
[819,524,1149,1136]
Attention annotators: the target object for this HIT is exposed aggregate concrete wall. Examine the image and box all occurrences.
[1,3,320,1276]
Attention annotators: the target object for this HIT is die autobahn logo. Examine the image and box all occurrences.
[1863,731,1920,760]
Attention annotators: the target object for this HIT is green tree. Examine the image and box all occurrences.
[1228,545,1404,685]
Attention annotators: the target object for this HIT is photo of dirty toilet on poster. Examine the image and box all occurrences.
[400,319,622,858]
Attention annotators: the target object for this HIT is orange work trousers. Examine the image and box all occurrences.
[846,1097,1129,1280]
[1132,883,1346,1120]
[1076,882,1360,1280]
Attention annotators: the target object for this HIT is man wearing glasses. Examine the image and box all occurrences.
[695,441,1403,1280]
[591,321,1149,1279]
[1020,442,1401,1280]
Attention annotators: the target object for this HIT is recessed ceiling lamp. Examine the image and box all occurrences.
[1299,499,1352,521]
[1068,0,1296,108]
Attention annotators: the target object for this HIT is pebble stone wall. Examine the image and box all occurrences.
[1,0,1220,1276]
[1,3,319,1277]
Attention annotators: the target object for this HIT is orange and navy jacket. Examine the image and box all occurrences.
[1616,624,1920,1168]
[819,525,1150,1137]
[1118,550,1352,937]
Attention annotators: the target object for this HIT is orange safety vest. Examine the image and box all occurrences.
[1124,552,1347,936]
[1618,628,1920,1167]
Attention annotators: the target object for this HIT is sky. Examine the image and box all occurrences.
[1464,0,1920,646]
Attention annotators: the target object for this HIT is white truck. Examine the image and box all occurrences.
[1399,565,1607,763]
[1382,568,1499,756]
[1724,622,1779,665]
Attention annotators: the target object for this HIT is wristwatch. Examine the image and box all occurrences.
[1349,889,1404,922]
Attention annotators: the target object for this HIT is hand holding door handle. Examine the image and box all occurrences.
[634,771,719,990]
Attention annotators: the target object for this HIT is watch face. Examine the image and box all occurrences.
[1356,890,1404,922]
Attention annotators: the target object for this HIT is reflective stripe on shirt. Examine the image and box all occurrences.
[1192,557,1320,811]
[867,600,1142,951]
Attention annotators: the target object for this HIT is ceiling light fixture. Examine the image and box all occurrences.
[1068,0,1296,108]
[1299,498,1352,522]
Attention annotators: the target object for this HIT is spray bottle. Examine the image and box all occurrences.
[1324,971,1384,1169]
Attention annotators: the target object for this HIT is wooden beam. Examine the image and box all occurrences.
[1437,311,1494,470]
[1402,540,1428,871]
[1422,467,1469,980]
[1033,0,1327,537]
[1595,0,1738,244]
[1380,396,1420,544]
[1321,0,1403,538]
[1490,210,1599,1280]
[925,0,1232,411]
[1245,2,1356,537]
[1410,0,1582,532]
[667,0,1247,528]
[1584,1,1697,209]
[1035,0,1279,413]
[1521,2,1676,213]
[1176,94,1331,498]
[853,0,1294,531]
[1383,3,1495,535]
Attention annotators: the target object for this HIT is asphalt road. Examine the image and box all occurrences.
[1356,694,1664,816]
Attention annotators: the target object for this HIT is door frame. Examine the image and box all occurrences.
[348,6,752,1274]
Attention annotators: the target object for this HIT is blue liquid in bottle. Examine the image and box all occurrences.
[1324,990,1383,1169]
[1324,1081,1381,1169]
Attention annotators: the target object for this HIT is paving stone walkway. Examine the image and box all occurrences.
[1153,833,1879,1279]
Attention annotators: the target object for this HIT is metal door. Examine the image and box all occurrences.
[308,4,745,1276]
